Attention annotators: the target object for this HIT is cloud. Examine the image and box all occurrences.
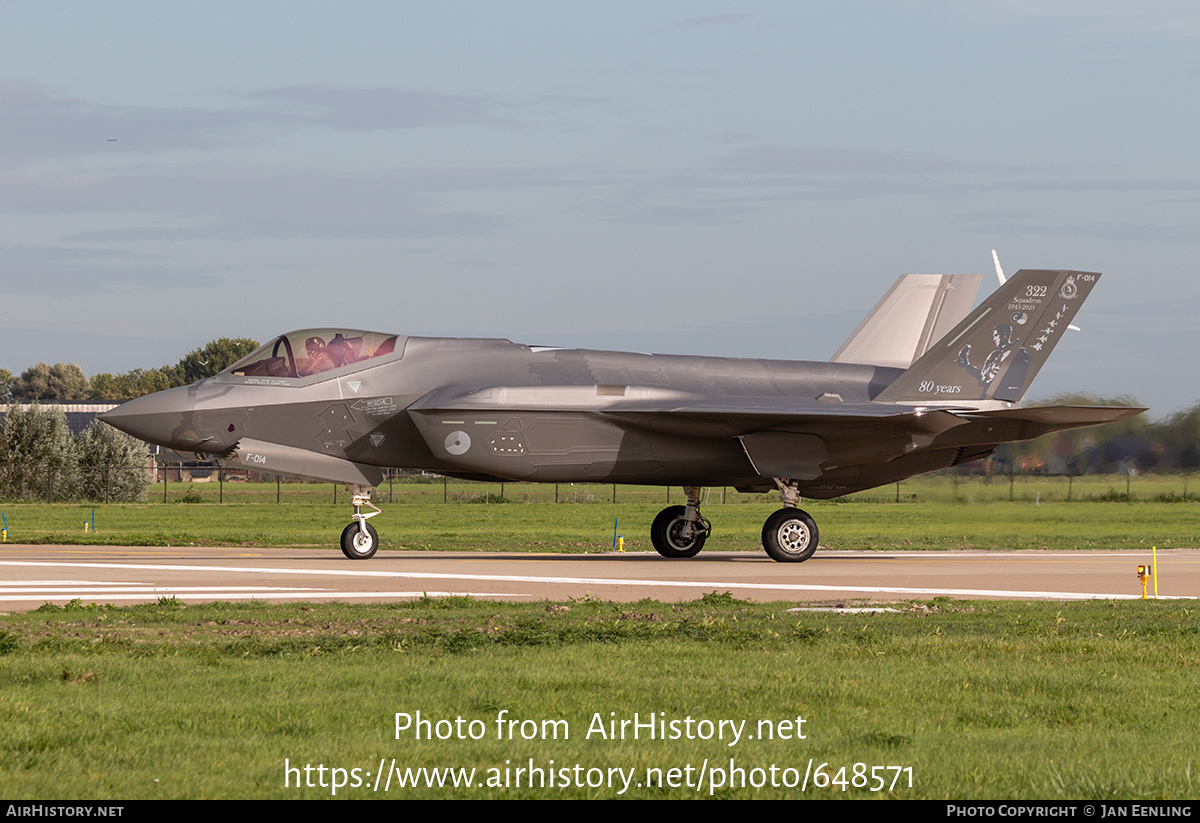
[712,144,1032,178]
[959,0,1200,40]
[0,161,615,239]
[247,84,504,131]
[671,15,752,30]
[572,141,1200,227]
[0,80,253,168]
[0,80,508,170]
[953,209,1200,242]
[0,242,205,295]
[9,166,509,238]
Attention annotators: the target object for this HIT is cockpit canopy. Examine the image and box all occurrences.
[225,329,401,380]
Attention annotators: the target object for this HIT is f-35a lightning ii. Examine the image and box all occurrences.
[101,268,1143,562]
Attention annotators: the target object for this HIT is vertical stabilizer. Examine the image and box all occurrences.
[831,273,981,369]
[875,270,1100,403]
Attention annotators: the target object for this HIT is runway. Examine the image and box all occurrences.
[1,544,1194,610]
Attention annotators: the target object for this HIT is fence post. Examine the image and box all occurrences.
[163,465,168,503]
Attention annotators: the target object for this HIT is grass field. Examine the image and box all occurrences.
[1,473,1197,553]
[2,596,1198,799]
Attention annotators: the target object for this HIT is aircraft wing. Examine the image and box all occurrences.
[409,388,1142,484]
[408,389,974,482]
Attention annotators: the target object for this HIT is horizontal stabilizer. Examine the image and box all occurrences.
[966,405,1146,439]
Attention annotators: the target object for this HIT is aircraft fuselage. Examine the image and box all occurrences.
[104,336,923,494]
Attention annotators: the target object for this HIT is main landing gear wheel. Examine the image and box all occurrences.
[761,508,819,563]
[650,505,707,558]
[341,521,379,560]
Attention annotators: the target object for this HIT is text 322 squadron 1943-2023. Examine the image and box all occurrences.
[101,268,1142,562]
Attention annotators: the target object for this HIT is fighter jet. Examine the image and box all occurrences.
[100,268,1142,562]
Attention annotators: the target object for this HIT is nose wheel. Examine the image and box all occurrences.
[341,521,380,559]
[340,487,382,560]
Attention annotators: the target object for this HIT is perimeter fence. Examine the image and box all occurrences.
[0,463,150,504]
[1,464,1195,505]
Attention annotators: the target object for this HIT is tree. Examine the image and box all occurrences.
[177,338,259,384]
[0,404,78,501]
[90,367,178,402]
[11,363,91,402]
[88,337,260,401]
[1159,402,1200,470]
[76,420,151,502]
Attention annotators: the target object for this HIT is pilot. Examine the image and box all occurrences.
[325,333,360,368]
[300,336,337,376]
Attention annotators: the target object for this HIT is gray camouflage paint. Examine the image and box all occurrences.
[101,270,1141,501]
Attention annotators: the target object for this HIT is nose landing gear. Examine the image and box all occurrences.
[340,486,382,559]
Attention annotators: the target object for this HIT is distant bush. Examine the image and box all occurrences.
[0,406,150,503]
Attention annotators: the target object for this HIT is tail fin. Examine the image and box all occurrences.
[874,269,1100,404]
[830,272,981,369]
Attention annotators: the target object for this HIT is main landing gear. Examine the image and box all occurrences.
[340,486,382,559]
[649,486,712,558]
[649,480,820,563]
[760,480,819,563]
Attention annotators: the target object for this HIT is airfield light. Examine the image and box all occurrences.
[1137,564,1152,599]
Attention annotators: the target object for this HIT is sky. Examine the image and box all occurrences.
[1,1,1197,416]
